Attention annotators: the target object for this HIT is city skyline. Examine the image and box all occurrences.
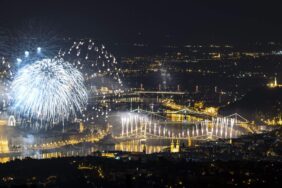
[1,1,282,187]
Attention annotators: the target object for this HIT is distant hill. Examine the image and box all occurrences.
[219,87,282,122]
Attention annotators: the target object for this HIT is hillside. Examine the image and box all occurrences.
[219,87,282,122]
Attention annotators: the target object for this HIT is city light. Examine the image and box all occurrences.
[0,1,282,186]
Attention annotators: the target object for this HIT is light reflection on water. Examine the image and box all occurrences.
[115,140,167,154]
[0,140,170,163]
[0,157,9,163]
[0,145,99,163]
[0,123,175,163]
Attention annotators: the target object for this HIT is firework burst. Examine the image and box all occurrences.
[1,38,123,128]
[10,58,88,128]
[58,39,124,123]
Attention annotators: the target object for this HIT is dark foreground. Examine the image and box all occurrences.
[0,155,282,188]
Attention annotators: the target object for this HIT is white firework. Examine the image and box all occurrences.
[10,58,88,128]
[58,39,124,123]
[0,57,12,113]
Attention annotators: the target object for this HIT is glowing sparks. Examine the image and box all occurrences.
[1,38,123,128]
[10,58,88,127]
[59,39,124,123]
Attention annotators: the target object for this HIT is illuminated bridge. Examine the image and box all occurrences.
[113,111,254,141]
[133,91,185,95]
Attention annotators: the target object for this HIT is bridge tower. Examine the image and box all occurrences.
[187,137,192,147]
[79,121,84,133]
[170,140,180,153]
[8,116,16,127]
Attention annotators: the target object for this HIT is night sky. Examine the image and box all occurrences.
[0,0,282,43]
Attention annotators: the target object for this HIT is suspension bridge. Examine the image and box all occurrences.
[113,110,254,141]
